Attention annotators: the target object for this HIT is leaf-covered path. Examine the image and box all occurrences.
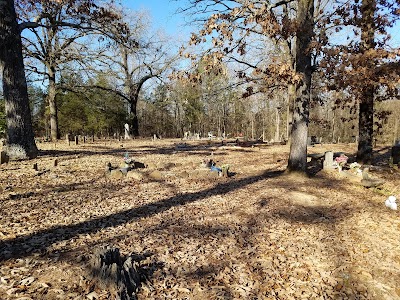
[1,140,399,299]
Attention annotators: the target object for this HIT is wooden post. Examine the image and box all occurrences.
[66,134,70,146]
[74,135,79,145]
[323,151,334,170]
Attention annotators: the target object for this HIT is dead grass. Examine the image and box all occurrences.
[0,139,399,299]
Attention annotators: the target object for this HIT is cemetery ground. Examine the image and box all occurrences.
[0,139,399,300]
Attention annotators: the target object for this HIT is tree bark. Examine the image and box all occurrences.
[127,75,154,137]
[47,65,60,140]
[0,0,38,159]
[287,0,314,173]
[357,87,374,163]
[286,84,295,142]
[128,94,139,137]
[356,0,376,163]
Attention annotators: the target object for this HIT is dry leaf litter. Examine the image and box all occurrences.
[0,139,399,299]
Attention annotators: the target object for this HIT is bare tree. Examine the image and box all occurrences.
[87,10,178,137]
[18,0,123,141]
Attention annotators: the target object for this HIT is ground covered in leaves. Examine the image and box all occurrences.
[1,139,399,299]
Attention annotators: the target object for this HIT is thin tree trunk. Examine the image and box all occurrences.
[0,0,38,159]
[356,0,376,163]
[287,0,314,173]
[47,66,59,141]
[275,107,280,142]
[286,84,295,142]
[331,107,336,143]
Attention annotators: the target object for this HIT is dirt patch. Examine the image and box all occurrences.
[0,139,399,299]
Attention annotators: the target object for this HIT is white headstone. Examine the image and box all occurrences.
[323,151,334,170]
[124,123,130,139]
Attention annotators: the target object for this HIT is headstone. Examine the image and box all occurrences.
[323,151,334,170]
[124,123,130,140]
[66,134,71,146]
[392,145,400,164]
[74,135,79,145]
[0,151,9,164]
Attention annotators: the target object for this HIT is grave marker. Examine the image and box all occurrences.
[323,151,334,170]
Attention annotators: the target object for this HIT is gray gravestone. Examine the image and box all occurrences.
[323,151,334,170]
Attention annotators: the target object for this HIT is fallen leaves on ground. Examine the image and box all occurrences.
[0,139,399,299]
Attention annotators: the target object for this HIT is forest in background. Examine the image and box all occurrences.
[1,73,399,144]
[1,0,399,169]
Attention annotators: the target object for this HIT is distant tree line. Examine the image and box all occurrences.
[1,0,399,175]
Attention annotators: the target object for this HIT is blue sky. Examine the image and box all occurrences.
[121,0,193,38]
[122,0,399,48]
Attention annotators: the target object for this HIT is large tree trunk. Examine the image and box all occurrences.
[287,0,314,173]
[0,0,38,159]
[357,0,376,163]
[127,75,154,138]
[129,94,139,137]
[47,66,60,141]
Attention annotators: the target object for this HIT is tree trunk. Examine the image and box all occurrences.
[275,107,280,142]
[357,87,374,163]
[129,95,139,137]
[286,84,295,142]
[356,0,376,163]
[287,0,314,173]
[47,66,59,141]
[0,0,38,159]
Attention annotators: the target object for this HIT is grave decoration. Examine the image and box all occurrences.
[202,159,230,177]
[385,195,397,210]
[334,154,348,172]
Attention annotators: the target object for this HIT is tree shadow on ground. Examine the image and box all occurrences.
[0,170,284,263]
[138,174,381,298]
